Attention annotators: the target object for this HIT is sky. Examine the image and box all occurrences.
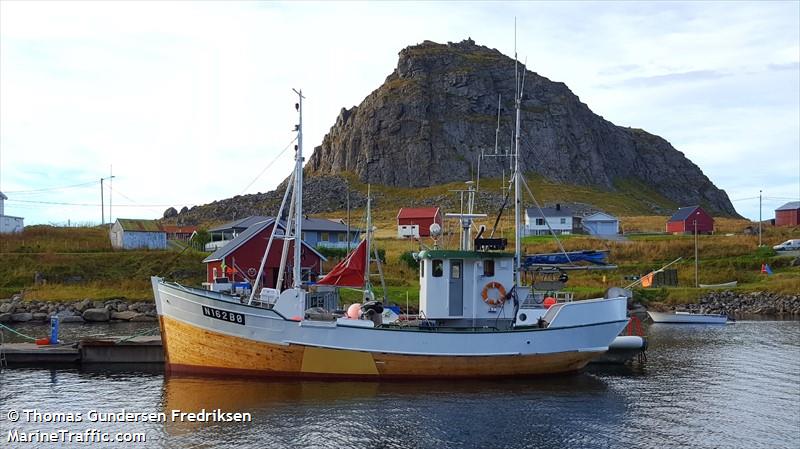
[1,1,798,225]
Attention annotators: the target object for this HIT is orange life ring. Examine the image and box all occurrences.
[481,281,507,306]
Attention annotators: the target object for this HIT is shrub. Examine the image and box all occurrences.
[399,251,419,270]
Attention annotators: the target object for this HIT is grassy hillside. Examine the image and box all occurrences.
[2,208,796,306]
[0,225,207,300]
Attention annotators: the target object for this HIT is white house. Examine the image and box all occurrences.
[0,191,24,234]
[525,204,574,236]
[582,212,619,235]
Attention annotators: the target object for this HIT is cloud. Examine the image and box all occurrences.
[1,1,798,223]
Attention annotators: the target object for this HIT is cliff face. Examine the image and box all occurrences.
[306,39,737,216]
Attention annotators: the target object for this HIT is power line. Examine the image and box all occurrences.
[4,180,98,194]
[7,199,188,207]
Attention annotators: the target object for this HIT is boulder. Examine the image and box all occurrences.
[82,308,110,322]
[60,316,85,323]
[32,313,49,321]
[130,315,157,322]
[92,300,106,309]
[0,303,14,314]
[115,303,128,312]
[111,311,139,321]
[0,313,11,323]
[75,299,92,312]
[11,312,33,322]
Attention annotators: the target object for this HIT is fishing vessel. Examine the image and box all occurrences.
[647,311,729,324]
[151,85,630,379]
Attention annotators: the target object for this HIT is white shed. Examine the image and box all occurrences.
[582,212,619,235]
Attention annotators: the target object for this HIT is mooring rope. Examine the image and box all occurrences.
[114,326,160,344]
[0,323,37,341]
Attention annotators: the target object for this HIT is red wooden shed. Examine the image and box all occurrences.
[396,207,442,238]
[202,219,326,290]
[775,201,800,227]
[666,206,714,234]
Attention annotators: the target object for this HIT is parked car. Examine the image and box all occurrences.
[773,239,800,251]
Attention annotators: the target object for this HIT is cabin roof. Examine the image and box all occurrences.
[776,201,800,211]
[668,206,709,222]
[116,218,163,232]
[397,207,441,220]
[203,219,326,263]
[417,250,514,260]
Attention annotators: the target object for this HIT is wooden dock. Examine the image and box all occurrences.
[1,336,163,366]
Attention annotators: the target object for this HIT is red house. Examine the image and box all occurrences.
[397,207,442,238]
[666,206,714,234]
[202,219,326,290]
[775,201,800,227]
[160,225,197,242]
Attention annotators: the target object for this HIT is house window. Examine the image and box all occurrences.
[536,218,545,226]
[560,218,566,224]
[432,260,443,277]
[321,232,329,241]
[483,260,495,277]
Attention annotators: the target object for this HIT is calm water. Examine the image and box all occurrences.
[1,321,798,449]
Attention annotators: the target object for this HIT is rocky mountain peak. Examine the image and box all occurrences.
[306,39,737,216]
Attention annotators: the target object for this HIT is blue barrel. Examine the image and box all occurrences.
[50,316,59,345]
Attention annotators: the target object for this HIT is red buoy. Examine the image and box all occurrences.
[543,297,557,308]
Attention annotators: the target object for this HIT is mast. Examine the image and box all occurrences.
[364,186,372,300]
[513,66,523,287]
[292,89,304,289]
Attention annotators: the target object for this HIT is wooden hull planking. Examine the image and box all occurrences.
[160,315,601,379]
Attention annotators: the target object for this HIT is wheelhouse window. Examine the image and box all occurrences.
[420,260,425,278]
[432,259,443,277]
[483,260,495,277]
[451,262,461,279]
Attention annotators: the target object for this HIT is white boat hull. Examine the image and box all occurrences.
[648,311,728,324]
[152,278,629,378]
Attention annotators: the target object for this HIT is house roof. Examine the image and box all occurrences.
[116,218,164,232]
[525,207,573,218]
[302,217,350,232]
[161,225,198,234]
[203,219,326,263]
[397,207,441,220]
[583,212,618,222]
[667,206,709,222]
[776,201,800,211]
[209,216,270,233]
[211,215,357,234]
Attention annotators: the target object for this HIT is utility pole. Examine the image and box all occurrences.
[758,190,762,247]
[100,174,116,225]
[100,178,104,224]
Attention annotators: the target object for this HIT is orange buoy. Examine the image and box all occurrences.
[35,337,50,346]
[543,297,557,309]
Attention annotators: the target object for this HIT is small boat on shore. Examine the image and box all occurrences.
[648,311,728,324]
[698,281,738,288]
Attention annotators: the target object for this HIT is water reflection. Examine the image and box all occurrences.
[159,373,625,448]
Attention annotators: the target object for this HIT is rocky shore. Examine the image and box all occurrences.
[654,291,800,316]
[0,296,157,324]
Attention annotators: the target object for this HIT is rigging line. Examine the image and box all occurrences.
[238,136,298,196]
[4,180,98,194]
[519,174,573,265]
